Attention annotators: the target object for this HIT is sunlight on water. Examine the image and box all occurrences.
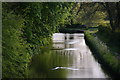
[52,33,108,78]
[29,33,109,78]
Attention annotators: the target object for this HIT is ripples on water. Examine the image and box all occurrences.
[29,33,108,78]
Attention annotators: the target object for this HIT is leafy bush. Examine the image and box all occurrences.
[2,12,30,78]
[3,2,73,52]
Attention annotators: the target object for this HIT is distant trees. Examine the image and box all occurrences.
[101,2,120,32]
[70,2,107,26]
[71,2,120,32]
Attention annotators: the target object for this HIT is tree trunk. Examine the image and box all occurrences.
[115,2,120,30]
[105,3,115,32]
[71,19,73,25]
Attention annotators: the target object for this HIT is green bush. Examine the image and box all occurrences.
[2,12,30,78]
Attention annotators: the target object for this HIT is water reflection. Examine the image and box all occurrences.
[29,33,108,78]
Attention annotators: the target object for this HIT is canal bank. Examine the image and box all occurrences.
[84,31,120,80]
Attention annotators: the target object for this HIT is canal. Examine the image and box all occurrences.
[28,33,109,78]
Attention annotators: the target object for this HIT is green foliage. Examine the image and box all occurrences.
[2,12,30,78]
[8,2,73,48]
[21,3,73,54]
[73,3,107,27]
[2,2,74,78]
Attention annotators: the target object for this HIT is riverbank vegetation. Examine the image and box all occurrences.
[85,31,120,80]
[2,2,74,78]
[76,2,120,79]
[65,2,120,67]
[83,3,120,77]
[97,25,120,55]
[2,2,120,78]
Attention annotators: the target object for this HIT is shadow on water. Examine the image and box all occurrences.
[28,49,70,78]
[28,33,110,79]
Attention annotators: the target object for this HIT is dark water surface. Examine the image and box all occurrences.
[28,33,108,78]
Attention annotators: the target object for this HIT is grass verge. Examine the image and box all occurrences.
[84,31,120,80]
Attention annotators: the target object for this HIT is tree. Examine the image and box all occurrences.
[101,2,120,32]
[72,2,107,26]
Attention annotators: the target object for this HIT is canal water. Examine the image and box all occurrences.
[29,33,108,78]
